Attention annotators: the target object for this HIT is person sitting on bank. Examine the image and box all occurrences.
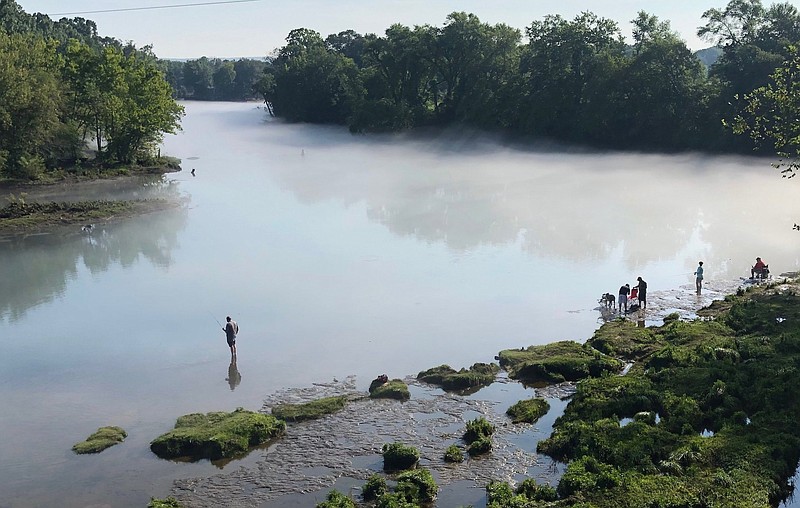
[751,257,769,279]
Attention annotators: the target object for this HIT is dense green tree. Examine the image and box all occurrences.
[271,28,361,123]
[0,32,65,177]
[733,48,800,176]
[212,60,236,100]
[514,12,625,141]
[427,12,521,126]
[183,56,214,99]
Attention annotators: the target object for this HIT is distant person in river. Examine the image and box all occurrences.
[751,257,768,279]
[618,284,630,313]
[636,277,647,309]
[224,316,239,355]
[694,261,704,294]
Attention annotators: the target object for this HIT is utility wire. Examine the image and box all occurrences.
[49,0,261,17]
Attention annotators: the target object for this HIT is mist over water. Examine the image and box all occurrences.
[1,101,798,506]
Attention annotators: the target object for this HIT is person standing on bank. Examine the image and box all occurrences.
[224,316,239,356]
[636,277,647,309]
[694,262,704,294]
[618,283,630,313]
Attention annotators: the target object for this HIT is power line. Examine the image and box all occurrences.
[49,0,261,17]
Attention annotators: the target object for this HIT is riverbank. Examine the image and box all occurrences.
[0,158,184,237]
[159,275,800,507]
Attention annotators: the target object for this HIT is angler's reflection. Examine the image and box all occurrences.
[226,356,242,391]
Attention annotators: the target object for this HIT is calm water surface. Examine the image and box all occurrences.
[1,102,799,506]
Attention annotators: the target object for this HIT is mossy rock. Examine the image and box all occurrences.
[463,416,495,443]
[149,408,285,461]
[467,435,492,456]
[444,444,464,463]
[417,362,499,392]
[316,489,356,508]
[362,474,388,501]
[382,442,419,471]
[148,497,182,508]
[271,395,348,422]
[498,340,623,384]
[586,319,661,360]
[369,379,410,400]
[395,468,438,503]
[506,398,551,424]
[72,426,127,454]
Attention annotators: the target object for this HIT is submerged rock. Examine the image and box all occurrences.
[72,426,127,454]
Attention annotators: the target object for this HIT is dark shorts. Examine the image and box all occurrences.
[638,293,646,302]
[227,337,236,347]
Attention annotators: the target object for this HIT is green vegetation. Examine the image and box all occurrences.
[486,479,558,507]
[71,426,127,454]
[362,474,388,501]
[416,363,499,392]
[369,379,410,401]
[444,444,464,463]
[0,1,183,180]
[506,398,551,424]
[0,199,176,233]
[316,490,356,508]
[271,395,348,422]
[382,442,420,471]
[484,278,800,507]
[498,340,623,384]
[147,498,182,508]
[149,408,286,461]
[395,468,438,504]
[464,417,495,456]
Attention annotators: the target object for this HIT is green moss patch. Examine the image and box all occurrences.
[382,442,420,471]
[147,497,182,508]
[271,395,348,422]
[369,379,410,400]
[315,490,356,507]
[149,408,285,461]
[71,426,127,454]
[498,340,623,384]
[444,444,464,463]
[506,398,551,424]
[417,362,499,392]
[586,319,661,359]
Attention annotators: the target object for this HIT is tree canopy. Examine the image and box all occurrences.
[0,0,183,178]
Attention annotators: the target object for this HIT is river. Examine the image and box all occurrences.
[1,101,799,507]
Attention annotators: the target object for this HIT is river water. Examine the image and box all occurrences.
[1,101,799,507]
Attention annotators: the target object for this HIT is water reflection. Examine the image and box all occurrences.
[269,134,800,278]
[0,203,188,322]
[226,356,241,391]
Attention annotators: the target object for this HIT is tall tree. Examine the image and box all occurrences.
[0,32,66,177]
[271,28,361,123]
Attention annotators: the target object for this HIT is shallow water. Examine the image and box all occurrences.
[2,101,800,507]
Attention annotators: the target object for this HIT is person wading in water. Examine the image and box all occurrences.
[224,316,239,356]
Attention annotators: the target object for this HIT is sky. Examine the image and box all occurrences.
[15,0,800,59]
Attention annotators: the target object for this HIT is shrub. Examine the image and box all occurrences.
[362,474,387,501]
[444,444,464,463]
[506,398,550,424]
[464,416,495,443]
[316,489,355,508]
[382,442,419,470]
[396,468,437,503]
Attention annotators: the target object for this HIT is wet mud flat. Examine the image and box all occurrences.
[171,377,574,507]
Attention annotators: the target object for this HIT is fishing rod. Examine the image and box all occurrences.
[209,312,223,328]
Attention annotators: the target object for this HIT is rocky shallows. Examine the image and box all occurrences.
[162,277,800,508]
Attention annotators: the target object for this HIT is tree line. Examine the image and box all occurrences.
[0,0,183,179]
[258,1,800,155]
[159,57,268,101]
